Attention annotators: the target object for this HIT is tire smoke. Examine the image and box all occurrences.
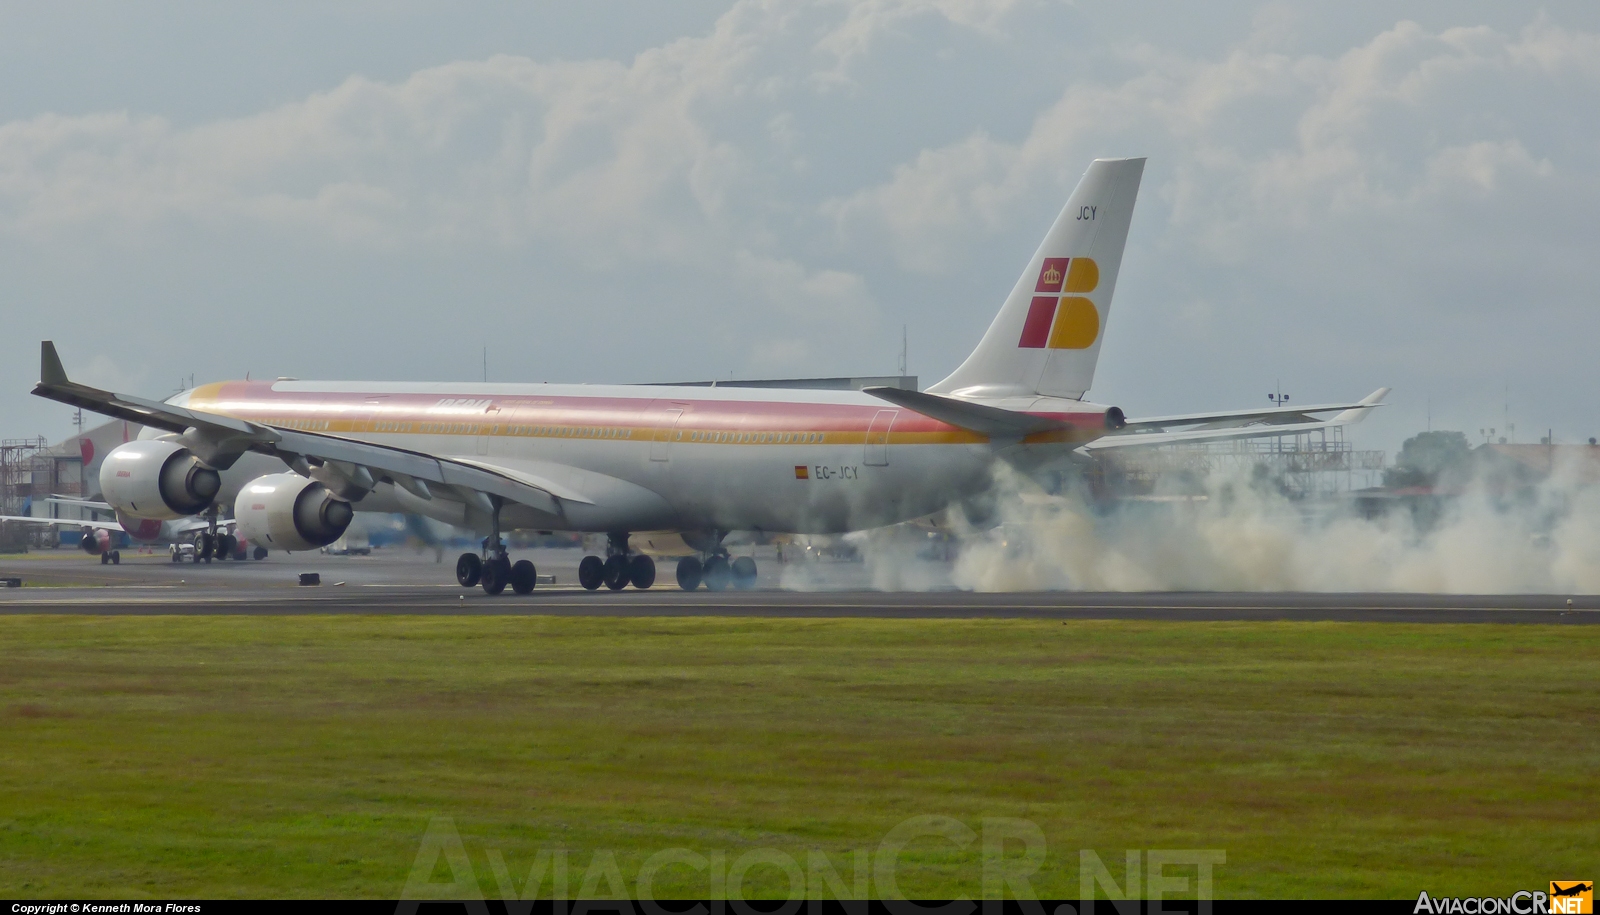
[940,459,1600,593]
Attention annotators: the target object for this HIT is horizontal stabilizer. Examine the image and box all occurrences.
[861,386,1070,438]
[1087,388,1388,451]
[1119,388,1390,433]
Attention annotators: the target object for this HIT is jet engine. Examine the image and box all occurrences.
[234,473,353,552]
[99,440,222,520]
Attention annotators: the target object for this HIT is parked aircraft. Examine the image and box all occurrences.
[31,157,1384,593]
[0,498,261,563]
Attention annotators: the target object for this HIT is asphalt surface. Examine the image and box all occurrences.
[2,549,1596,623]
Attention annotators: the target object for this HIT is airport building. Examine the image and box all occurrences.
[0,419,140,548]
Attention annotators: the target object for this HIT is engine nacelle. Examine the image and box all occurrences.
[235,473,354,552]
[100,440,222,520]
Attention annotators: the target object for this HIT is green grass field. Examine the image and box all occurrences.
[1,615,1594,899]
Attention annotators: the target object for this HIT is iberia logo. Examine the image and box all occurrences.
[1018,256,1100,349]
[1551,882,1593,914]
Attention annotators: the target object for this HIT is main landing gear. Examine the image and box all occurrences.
[192,508,239,564]
[673,552,757,592]
[454,496,538,596]
[577,533,656,591]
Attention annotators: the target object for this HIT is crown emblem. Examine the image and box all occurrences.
[1035,257,1069,293]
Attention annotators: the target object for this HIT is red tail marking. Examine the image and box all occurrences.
[1019,296,1057,348]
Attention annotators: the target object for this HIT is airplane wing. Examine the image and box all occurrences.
[32,342,587,518]
[0,514,127,532]
[1084,388,1389,451]
[43,496,114,511]
[1112,390,1390,433]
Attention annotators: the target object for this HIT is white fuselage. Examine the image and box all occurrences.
[168,379,1112,537]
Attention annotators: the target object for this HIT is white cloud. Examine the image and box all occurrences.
[827,16,1596,268]
[2,3,1598,457]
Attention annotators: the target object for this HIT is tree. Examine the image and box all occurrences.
[1383,431,1472,489]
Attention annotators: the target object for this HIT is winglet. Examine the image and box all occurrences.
[40,341,68,386]
[1332,387,1390,425]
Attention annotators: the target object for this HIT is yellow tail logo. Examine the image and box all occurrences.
[1020,257,1100,349]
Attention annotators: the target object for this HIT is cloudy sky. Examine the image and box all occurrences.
[3,1,1597,456]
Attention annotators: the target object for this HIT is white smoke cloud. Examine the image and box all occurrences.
[931,458,1600,594]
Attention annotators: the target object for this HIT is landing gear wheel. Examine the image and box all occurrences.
[578,555,605,591]
[602,555,630,590]
[216,535,236,560]
[253,546,268,561]
[456,552,482,587]
[732,556,758,590]
[675,556,702,591]
[199,533,215,562]
[171,548,181,564]
[629,554,656,590]
[481,557,509,595]
[190,545,202,563]
[702,555,731,592]
[100,552,109,565]
[111,551,121,565]
[510,559,537,594]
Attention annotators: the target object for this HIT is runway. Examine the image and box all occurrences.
[2,549,1596,622]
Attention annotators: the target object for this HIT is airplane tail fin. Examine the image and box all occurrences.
[927,157,1145,400]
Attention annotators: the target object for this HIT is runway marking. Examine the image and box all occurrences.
[2,595,1594,616]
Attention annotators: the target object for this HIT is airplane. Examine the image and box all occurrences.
[0,498,262,563]
[29,157,1386,594]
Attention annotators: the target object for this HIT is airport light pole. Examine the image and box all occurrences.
[1269,383,1289,453]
